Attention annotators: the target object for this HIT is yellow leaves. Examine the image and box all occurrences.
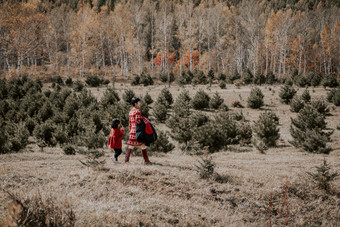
[1,2,47,58]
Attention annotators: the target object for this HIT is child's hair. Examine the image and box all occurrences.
[111,118,120,129]
[131,97,140,107]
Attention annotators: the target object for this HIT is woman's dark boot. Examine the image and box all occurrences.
[141,149,151,165]
[125,148,132,163]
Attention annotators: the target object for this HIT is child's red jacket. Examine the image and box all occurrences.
[107,128,124,149]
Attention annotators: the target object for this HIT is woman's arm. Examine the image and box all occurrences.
[135,109,141,124]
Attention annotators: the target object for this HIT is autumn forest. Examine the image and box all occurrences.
[0,0,340,81]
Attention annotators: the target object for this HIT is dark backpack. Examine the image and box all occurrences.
[136,119,157,146]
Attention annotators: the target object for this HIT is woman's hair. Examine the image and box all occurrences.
[131,97,141,107]
[111,118,120,129]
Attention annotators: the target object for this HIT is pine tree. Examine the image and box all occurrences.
[254,71,266,85]
[311,99,329,115]
[191,89,210,110]
[143,93,154,105]
[247,87,264,109]
[207,69,214,87]
[243,69,254,84]
[290,105,333,153]
[308,159,339,192]
[290,96,305,113]
[193,120,225,153]
[149,130,174,153]
[152,101,168,122]
[101,87,120,108]
[123,89,136,104]
[139,100,150,118]
[157,88,173,108]
[279,84,296,104]
[322,74,338,88]
[167,115,192,148]
[209,92,224,109]
[172,90,191,117]
[253,112,280,147]
[301,89,311,103]
[327,88,340,106]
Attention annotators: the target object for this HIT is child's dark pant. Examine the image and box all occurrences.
[114,149,122,160]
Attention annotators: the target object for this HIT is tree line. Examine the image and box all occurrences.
[0,0,339,81]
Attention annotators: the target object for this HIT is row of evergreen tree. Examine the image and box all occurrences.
[1,76,339,154]
[129,69,340,89]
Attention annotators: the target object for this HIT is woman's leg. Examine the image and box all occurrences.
[140,144,151,165]
[125,146,133,163]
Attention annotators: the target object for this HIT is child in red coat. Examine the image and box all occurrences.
[108,118,124,164]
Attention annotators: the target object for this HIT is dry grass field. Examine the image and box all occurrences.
[1,83,340,226]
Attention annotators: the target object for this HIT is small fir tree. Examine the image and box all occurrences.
[152,101,168,122]
[130,75,141,86]
[34,120,57,146]
[73,80,84,92]
[65,77,73,86]
[193,120,225,152]
[311,99,329,115]
[192,70,207,85]
[294,75,308,87]
[195,157,216,179]
[191,89,210,110]
[301,89,311,103]
[139,100,150,118]
[279,84,296,104]
[254,71,266,85]
[310,73,322,87]
[100,87,120,108]
[243,69,254,84]
[265,71,275,84]
[143,93,154,105]
[322,74,338,88]
[290,96,305,113]
[229,70,241,83]
[167,116,192,148]
[209,92,224,109]
[157,88,173,108]
[149,130,174,153]
[308,159,339,192]
[253,112,280,147]
[307,159,339,192]
[219,81,226,89]
[172,90,191,117]
[247,87,264,109]
[327,88,340,106]
[54,125,68,145]
[290,105,333,153]
[123,89,136,104]
[214,112,239,145]
[236,121,252,145]
[207,69,214,87]
[0,121,9,154]
[140,72,154,86]
[176,71,193,85]
[218,73,226,81]
[38,101,55,122]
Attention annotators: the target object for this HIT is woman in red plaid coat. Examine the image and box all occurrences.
[125,97,151,165]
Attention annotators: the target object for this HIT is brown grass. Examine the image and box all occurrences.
[1,83,340,226]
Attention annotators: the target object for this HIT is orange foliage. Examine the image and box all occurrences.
[176,50,199,69]
[153,52,177,66]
